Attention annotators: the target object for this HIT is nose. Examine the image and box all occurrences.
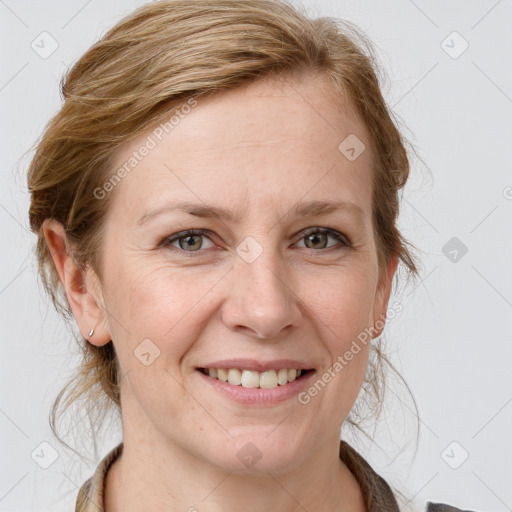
[221,250,302,341]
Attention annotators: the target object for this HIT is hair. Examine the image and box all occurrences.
[27,0,421,503]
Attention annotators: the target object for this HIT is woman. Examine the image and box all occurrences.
[27,1,475,510]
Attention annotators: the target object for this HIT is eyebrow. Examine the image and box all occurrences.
[137,199,365,225]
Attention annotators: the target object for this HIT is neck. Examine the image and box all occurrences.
[104,383,366,512]
[104,430,365,512]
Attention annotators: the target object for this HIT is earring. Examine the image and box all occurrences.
[88,327,95,338]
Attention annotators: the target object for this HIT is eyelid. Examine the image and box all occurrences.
[160,229,215,253]
[299,227,352,248]
[160,227,351,254]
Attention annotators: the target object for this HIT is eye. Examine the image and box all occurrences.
[295,227,350,251]
[162,229,215,253]
[160,227,350,256]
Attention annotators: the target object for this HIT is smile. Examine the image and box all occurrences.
[199,367,313,389]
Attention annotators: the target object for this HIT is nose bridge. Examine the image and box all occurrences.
[222,238,301,339]
[239,241,284,296]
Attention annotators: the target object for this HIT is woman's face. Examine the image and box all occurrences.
[95,74,396,473]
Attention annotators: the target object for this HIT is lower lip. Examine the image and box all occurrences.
[195,369,316,405]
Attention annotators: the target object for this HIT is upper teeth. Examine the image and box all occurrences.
[202,368,304,388]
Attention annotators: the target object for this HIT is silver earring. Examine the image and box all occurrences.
[88,327,95,338]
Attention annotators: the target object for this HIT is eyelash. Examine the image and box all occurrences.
[159,227,351,256]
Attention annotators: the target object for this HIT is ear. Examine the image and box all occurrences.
[371,254,399,339]
[42,219,111,346]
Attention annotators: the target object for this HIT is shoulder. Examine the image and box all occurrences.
[339,440,480,512]
[426,502,479,512]
[75,442,124,512]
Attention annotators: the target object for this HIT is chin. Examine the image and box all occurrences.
[204,433,308,475]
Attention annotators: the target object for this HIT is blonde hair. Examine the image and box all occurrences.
[27,0,419,491]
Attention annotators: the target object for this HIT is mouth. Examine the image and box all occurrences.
[197,367,314,389]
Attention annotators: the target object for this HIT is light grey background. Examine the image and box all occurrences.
[1,1,511,511]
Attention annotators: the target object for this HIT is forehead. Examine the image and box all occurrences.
[106,74,374,223]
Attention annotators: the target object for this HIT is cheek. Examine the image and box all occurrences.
[302,274,375,410]
[103,259,223,364]
[101,262,213,416]
[304,266,376,390]
[309,263,377,338]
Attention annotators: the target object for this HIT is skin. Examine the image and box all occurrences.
[44,72,398,511]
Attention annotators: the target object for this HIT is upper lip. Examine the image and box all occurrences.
[197,359,315,372]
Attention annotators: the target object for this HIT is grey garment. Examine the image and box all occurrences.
[426,503,478,512]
